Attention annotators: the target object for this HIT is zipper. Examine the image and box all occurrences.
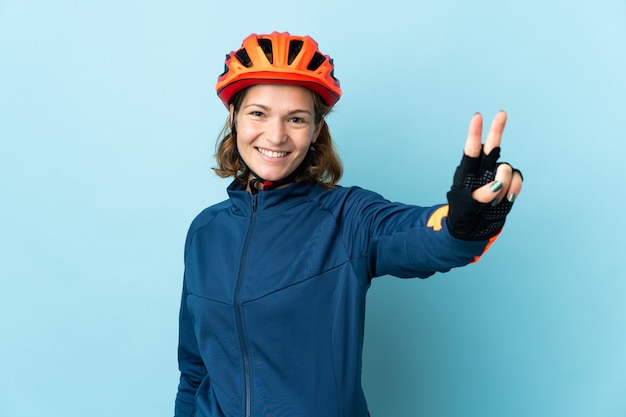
[234,192,258,417]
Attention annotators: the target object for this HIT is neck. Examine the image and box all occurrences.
[247,171,301,194]
[245,160,307,194]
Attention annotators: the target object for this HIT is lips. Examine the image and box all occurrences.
[257,147,289,158]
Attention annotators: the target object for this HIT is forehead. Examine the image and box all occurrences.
[241,84,315,110]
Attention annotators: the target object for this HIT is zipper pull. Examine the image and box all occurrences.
[251,193,258,212]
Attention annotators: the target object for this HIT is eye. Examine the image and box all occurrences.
[289,116,306,124]
[250,111,264,117]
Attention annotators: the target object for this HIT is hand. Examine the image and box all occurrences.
[446,111,523,241]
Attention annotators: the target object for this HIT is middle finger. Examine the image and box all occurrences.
[483,111,507,155]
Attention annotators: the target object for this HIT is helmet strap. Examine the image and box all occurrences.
[247,163,305,195]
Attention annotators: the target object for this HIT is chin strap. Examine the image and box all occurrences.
[244,157,306,194]
[248,166,303,195]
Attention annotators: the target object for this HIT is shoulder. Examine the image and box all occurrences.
[307,185,393,225]
[184,200,232,249]
[190,200,231,230]
[314,185,388,209]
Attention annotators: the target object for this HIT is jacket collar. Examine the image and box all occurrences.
[227,180,322,215]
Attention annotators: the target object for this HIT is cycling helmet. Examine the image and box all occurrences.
[216,32,342,107]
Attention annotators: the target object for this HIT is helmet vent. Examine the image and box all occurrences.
[288,40,304,64]
[307,52,326,71]
[257,38,273,63]
[234,48,253,67]
[218,55,230,77]
[329,59,338,80]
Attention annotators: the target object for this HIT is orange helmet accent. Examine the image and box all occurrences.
[216,32,342,108]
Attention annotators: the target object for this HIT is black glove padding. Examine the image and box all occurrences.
[446,146,515,241]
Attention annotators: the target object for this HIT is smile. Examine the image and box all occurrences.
[257,147,290,158]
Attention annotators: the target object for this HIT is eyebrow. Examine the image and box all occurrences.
[243,103,312,115]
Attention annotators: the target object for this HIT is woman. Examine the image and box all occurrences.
[175,31,523,417]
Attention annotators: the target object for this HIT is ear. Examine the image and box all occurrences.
[229,104,235,126]
[312,117,324,144]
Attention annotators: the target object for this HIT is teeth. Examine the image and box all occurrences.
[258,148,288,158]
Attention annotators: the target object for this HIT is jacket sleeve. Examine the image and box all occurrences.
[335,188,496,279]
[369,203,495,278]
[174,279,207,417]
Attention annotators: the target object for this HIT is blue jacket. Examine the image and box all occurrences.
[175,182,493,417]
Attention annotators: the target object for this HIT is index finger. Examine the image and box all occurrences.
[483,110,507,155]
[463,112,483,157]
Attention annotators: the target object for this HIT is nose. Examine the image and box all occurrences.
[266,118,287,144]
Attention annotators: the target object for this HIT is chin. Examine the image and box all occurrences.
[256,166,296,181]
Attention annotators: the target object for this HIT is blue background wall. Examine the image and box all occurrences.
[1,1,625,416]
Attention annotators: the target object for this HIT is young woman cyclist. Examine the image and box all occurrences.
[174,31,523,417]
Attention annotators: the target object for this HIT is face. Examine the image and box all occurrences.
[232,84,323,185]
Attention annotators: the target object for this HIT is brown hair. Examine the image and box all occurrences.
[212,87,343,188]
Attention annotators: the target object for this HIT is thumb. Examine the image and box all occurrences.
[472,180,503,204]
